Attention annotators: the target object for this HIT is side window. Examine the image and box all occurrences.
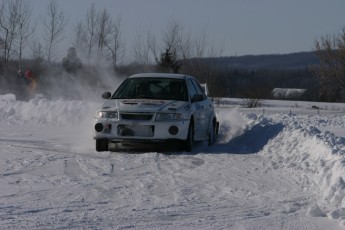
[187,79,198,100]
[191,79,206,100]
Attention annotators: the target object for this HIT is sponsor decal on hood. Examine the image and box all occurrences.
[121,99,166,106]
[101,99,188,112]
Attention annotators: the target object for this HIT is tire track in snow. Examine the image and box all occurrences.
[0,118,338,229]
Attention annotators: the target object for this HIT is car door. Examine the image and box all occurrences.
[190,79,211,138]
[187,79,203,138]
[187,79,210,139]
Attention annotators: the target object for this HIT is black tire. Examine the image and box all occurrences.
[208,120,216,146]
[208,120,218,145]
[184,121,194,152]
[96,139,109,152]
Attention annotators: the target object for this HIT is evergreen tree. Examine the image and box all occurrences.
[157,48,181,73]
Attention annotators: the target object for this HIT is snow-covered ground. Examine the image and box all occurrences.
[1,94,345,229]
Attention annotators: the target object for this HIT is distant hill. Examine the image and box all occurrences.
[204,51,319,70]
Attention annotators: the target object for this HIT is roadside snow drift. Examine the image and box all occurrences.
[0,94,99,126]
[259,113,345,224]
[1,94,345,228]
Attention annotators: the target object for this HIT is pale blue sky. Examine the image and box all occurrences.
[32,0,345,57]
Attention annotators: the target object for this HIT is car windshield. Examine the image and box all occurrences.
[111,77,188,101]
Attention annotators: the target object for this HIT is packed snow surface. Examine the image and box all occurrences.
[1,94,345,229]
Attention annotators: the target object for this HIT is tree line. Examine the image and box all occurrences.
[0,0,226,99]
[0,0,344,103]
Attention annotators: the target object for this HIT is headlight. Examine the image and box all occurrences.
[97,111,118,119]
[155,113,183,121]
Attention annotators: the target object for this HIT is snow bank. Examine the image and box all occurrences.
[217,107,345,225]
[0,94,99,126]
[253,113,345,225]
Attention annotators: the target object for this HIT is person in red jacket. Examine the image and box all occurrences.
[25,69,37,97]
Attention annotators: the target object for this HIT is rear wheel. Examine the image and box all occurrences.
[96,139,109,152]
[184,121,194,152]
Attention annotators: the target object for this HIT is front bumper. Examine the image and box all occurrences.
[93,118,190,143]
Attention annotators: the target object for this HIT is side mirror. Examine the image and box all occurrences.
[102,92,111,99]
[191,94,204,102]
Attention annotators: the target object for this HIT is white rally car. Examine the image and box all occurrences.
[93,73,219,152]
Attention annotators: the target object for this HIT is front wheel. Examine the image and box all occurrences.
[96,139,109,152]
[183,121,194,152]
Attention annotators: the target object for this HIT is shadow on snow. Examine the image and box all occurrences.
[207,122,284,154]
[109,122,284,155]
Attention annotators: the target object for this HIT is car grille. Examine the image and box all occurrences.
[117,125,154,137]
[120,113,153,121]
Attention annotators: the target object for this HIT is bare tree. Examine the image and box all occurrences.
[95,8,112,63]
[72,22,86,52]
[85,3,98,61]
[17,0,35,68]
[178,30,192,60]
[0,37,4,56]
[202,36,224,97]
[147,31,158,63]
[132,32,148,64]
[155,19,225,95]
[31,41,45,61]
[193,29,207,58]
[106,17,125,70]
[179,30,208,77]
[313,28,345,101]
[0,0,20,75]
[72,4,126,68]
[43,0,66,64]
[132,30,157,65]
[175,25,224,97]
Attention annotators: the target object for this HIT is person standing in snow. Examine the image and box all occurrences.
[25,69,37,97]
[62,47,82,73]
[17,69,24,79]
[16,68,29,100]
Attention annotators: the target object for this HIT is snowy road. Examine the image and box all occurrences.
[0,125,341,230]
[0,95,345,229]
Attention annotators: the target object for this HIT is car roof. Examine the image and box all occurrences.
[128,73,192,80]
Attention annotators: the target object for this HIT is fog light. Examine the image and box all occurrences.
[95,123,103,132]
[168,126,179,135]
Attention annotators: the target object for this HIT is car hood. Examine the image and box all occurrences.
[101,99,189,113]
